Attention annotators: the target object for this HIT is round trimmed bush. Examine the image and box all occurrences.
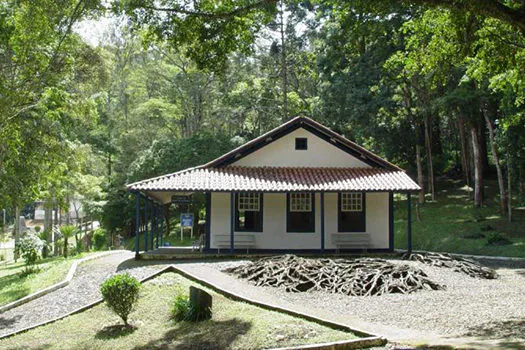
[100,273,141,325]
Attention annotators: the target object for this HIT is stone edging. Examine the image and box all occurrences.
[1,265,387,350]
[0,251,121,314]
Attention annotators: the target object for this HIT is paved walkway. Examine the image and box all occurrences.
[0,251,163,337]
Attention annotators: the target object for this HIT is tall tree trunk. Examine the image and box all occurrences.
[424,115,435,201]
[457,113,471,190]
[483,111,507,214]
[14,206,20,262]
[416,143,425,204]
[471,123,484,207]
[507,157,512,223]
[478,124,490,175]
[279,0,288,122]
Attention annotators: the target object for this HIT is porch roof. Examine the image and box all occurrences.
[127,166,420,193]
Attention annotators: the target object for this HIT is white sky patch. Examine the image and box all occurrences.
[74,15,120,47]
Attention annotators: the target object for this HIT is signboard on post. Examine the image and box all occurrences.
[171,195,192,204]
[180,213,194,240]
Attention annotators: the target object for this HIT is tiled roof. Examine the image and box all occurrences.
[127,166,420,192]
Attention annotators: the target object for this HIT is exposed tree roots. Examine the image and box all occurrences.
[224,255,444,296]
[403,252,497,279]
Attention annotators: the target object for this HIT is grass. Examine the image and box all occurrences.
[0,253,93,307]
[394,179,525,258]
[0,272,358,349]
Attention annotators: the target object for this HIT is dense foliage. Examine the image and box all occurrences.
[1,0,524,243]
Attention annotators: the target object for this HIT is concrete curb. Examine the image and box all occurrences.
[1,265,387,350]
[0,251,123,314]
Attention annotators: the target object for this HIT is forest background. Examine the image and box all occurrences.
[1,0,524,245]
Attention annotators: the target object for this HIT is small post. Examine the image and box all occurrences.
[320,192,325,252]
[135,193,140,258]
[407,192,412,254]
[144,199,149,252]
[230,192,234,254]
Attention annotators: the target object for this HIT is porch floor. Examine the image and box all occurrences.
[138,247,399,260]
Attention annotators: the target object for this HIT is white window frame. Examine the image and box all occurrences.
[237,193,260,212]
[341,192,363,212]
[290,193,312,212]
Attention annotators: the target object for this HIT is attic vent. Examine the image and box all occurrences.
[295,138,308,150]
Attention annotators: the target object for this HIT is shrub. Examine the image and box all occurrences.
[34,226,41,233]
[171,293,190,322]
[17,233,45,273]
[93,228,107,250]
[171,289,212,322]
[38,230,51,258]
[487,232,512,246]
[100,274,141,326]
[60,225,78,258]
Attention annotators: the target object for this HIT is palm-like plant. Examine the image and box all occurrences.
[60,225,77,258]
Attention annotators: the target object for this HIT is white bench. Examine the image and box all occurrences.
[215,234,255,253]
[331,233,370,253]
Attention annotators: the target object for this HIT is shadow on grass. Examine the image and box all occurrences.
[0,273,31,305]
[132,318,252,350]
[95,324,137,339]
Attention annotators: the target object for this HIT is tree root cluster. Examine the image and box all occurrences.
[403,252,497,279]
[224,255,444,296]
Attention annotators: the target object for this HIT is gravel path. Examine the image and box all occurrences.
[0,251,164,337]
[177,258,525,349]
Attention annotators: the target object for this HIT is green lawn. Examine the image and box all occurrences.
[0,253,93,306]
[0,272,358,349]
[394,179,525,258]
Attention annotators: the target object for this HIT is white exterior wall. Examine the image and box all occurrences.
[209,192,390,250]
[231,128,371,168]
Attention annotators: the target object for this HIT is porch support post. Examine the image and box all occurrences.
[155,205,159,248]
[407,192,412,254]
[205,192,211,251]
[389,192,394,251]
[230,192,234,254]
[150,202,155,250]
[320,192,325,252]
[144,199,149,252]
[159,205,163,248]
[134,193,140,258]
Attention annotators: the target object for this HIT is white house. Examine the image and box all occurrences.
[127,116,420,255]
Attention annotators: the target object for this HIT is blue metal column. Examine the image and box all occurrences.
[320,192,325,252]
[159,205,164,247]
[150,203,155,250]
[156,205,160,248]
[135,193,140,258]
[407,192,412,254]
[230,192,234,254]
[205,192,211,252]
[144,199,149,252]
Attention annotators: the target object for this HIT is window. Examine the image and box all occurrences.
[338,192,365,232]
[287,192,315,232]
[235,193,263,232]
[295,137,308,150]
